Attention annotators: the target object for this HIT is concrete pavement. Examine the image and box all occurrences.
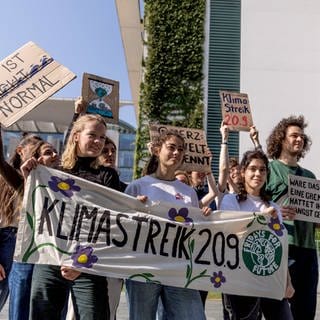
[0,292,223,319]
[1,293,320,319]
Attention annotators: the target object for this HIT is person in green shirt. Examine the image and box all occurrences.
[266,115,318,320]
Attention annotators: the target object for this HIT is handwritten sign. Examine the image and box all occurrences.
[149,124,210,172]
[82,73,119,124]
[14,166,288,300]
[288,174,320,223]
[0,41,76,127]
[219,90,253,131]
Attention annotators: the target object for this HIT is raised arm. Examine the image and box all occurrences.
[218,121,229,192]
[63,97,87,147]
[249,125,262,150]
[198,149,219,208]
[0,126,24,190]
[199,171,219,208]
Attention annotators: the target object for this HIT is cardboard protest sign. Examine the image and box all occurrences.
[149,123,210,172]
[82,73,119,124]
[288,174,320,223]
[219,90,253,131]
[0,41,76,127]
[15,166,288,299]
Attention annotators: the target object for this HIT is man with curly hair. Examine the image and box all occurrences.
[266,115,318,319]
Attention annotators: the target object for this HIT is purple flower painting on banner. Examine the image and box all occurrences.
[210,271,226,288]
[168,207,193,225]
[48,176,81,198]
[268,217,285,237]
[71,245,98,268]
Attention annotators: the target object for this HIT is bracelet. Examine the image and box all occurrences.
[221,142,228,145]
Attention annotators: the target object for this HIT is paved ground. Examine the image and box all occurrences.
[1,293,320,319]
[0,292,223,320]
[116,293,224,319]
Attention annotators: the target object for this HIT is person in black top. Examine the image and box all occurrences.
[64,97,126,319]
[99,136,127,193]
[25,113,120,320]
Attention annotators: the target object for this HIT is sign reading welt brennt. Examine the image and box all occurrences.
[288,174,320,223]
[149,123,210,172]
[0,41,76,127]
[219,90,253,131]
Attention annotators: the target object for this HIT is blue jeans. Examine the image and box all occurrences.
[8,262,34,320]
[30,264,109,320]
[0,227,17,312]
[126,279,206,320]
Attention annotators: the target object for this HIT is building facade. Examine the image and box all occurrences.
[2,97,136,183]
[116,0,241,176]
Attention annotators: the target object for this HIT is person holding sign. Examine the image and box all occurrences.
[188,168,218,308]
[98,136,126,320]
[220,149,293,319]
[0,130,59,320]
[64,98,125,320]
[26,114,120,320]
[0,130,42,317]
[266,115,317,320]
[125,130,208,320]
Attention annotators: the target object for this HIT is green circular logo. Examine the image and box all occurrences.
[242,230,282,276]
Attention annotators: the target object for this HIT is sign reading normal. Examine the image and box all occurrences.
[0,41,76,127]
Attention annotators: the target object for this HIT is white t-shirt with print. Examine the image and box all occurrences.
[125,175,199,210]
[220,193,283,222]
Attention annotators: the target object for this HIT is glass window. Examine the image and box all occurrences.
[119,168,133,183]
[119,134,135,150]
[118,151,134,167]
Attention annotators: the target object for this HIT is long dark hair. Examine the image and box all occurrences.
[10,134,42,169]
[0,134,43,225]
[142,130,185,176]
[237,149,271,203]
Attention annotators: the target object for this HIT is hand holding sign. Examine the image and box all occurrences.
[74,97,87,115]
[220,121,229,143]
[204,147,213,174]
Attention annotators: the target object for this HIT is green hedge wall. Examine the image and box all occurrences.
[134,0,206,178]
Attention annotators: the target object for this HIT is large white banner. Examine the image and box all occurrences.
[15,166,288,300]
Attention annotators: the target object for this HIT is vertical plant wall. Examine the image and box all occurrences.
[134,0,206,177]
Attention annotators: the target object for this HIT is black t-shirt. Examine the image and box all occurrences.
[65,157,121,191]
[194,185,217,211]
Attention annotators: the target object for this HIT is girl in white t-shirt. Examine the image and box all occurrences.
[220,149,294,320]
[125,130,210,320]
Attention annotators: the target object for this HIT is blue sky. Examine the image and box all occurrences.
[0,0,136,127]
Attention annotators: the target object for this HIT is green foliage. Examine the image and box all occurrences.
[134,0,206,177]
